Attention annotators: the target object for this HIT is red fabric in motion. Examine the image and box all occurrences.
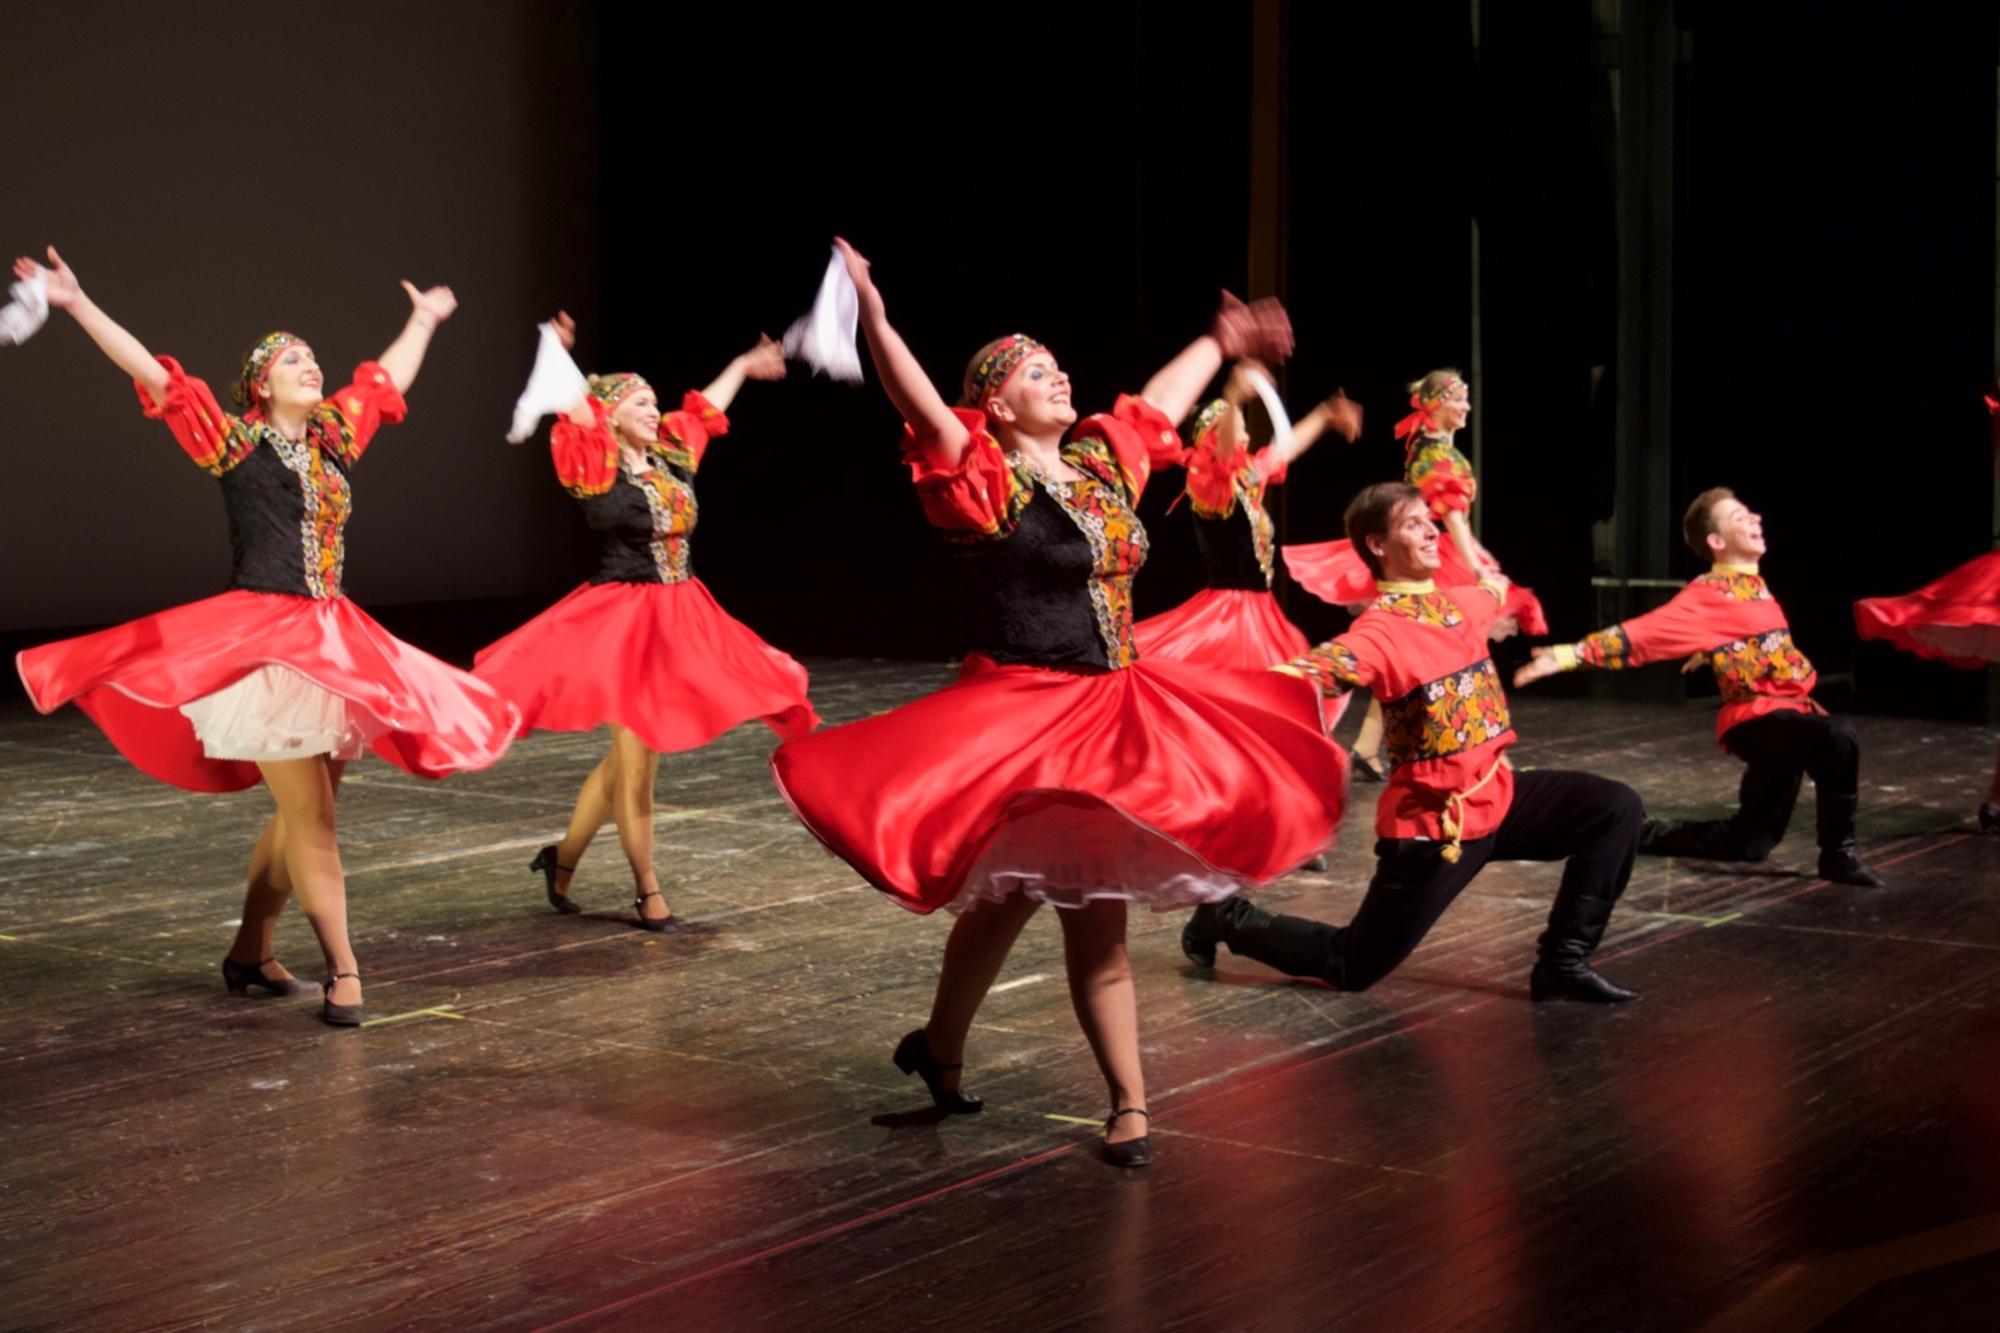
[1854,551,2000,669]
[473,579,818,752]
[771,655,1346,915]
[1135,588,1346,731]
[17,591,518,792]
[1283,539,1377,609]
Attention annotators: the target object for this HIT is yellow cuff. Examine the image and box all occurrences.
[1550,644,1580,671]
[1271,664,1307,678]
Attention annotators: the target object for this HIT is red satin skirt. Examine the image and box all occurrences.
[1854,551,2000,668]
[1134,588,1349,729]
[473,578,818,753]
[1283,535,1549,635]
[771,654,1347,915]
[16,590,521,793]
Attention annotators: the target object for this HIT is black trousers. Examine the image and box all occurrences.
[1215,769,1643,990]
[1642,710,1860,860]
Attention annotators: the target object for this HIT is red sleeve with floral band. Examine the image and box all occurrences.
[1073,394,1183,506]
[902,407,1032,541]
[308,360,407,466]
[1405,437,1477,518]
[657,390,728,473]
[135,356,254,475]
[551,398,620,498]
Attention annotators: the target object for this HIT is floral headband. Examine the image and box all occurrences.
[1394,375,1466,441]
[588,372,651,411]
[234,331,304,409]
[1191,398,1230,446]
[961,334,1046,408]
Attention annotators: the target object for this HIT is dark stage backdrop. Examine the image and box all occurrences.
[1,1,1993,719]
[0,0,600,634]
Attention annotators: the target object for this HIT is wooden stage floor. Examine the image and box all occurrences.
[3,659,1998,1331]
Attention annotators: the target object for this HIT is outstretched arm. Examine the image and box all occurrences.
[835,238,968,467]
[701,333,786,413]
[376,281,458,395]
[14,247,169,405]
[1141,292,1294,424]
[1268,389,1362,470]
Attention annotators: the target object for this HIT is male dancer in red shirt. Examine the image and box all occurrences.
[1182,481,1644,1003]
[1513,488,1881,887]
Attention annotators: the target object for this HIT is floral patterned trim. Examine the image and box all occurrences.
[1694,570,1772,602]
[1381,658,1512,769]
[1575,625,1633,669]
[628,461,698,584]
[1708,629,1815,699]
[1288,642,1368,699]
[1187,442,1277,586]
[1040,466,1148,668]
[1374,588,1466,629]
[266,434,351,600]
[1405,435,1477,518]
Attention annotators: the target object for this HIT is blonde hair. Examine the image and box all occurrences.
[1406,368,1465,403]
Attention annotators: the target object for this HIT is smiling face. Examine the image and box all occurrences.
[607,386,662,449]
[1368,496,1443,581]
[258,342,324,415]
[985,350,1076,433]
[1432,378,1470,431]
[1704,496,1767,563]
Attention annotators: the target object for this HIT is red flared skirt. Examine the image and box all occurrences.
[472,578,818,753]
[1854,551,2000,668]
[16,590,521,793]
[1283,535,1548,635]
[771,654,1347,915]
[1134,587,1349,729]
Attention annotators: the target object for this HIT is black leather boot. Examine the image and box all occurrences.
[1534,892,1639,1003]
[1815,794,1883,887]
[1530,959,1641,1003]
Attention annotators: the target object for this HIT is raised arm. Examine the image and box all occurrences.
[376,281,458,395]
[15,247,169,405]
[1268,389,1362,470]
[836,238,968,467]
[1141,292,1294,425]
[700,333,786,413]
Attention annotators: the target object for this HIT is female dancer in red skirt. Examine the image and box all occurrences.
[12,247,518,1026]
[1855,550,2000,830]
[1283,368,1547,779]
[1132,359,1361,713]
[475,314,818,930]
[771,241,1347,1166]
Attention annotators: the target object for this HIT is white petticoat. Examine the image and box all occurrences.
[178,664,388,762]
[946,795,1249,916]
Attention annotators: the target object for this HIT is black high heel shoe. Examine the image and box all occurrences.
[530,845,581,913]
[1352,755,1385,784]
[892,1029,983,1114]
[1102,1108,1152,1168]
[634,887,677,933]
[321,972,364,1028]
[221,956,314,997]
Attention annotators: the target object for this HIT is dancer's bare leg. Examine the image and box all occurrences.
[1057,900,1146,1143]
[923,892,1042,1092]
[227,761,346,982]
[551,744,617,897]
[256,756,359,1007]
[608,723,669,923]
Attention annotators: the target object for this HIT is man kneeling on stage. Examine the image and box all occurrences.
[1182,481,1644,1004]
[1511,487,1882,888]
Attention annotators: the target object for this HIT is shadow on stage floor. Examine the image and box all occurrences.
[2,660,1998,1330]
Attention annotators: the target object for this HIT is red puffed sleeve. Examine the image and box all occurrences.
[1251,444,1289,486]
[902,407,1031,540]
[551,397,620,498]
[1182,434,1236,514]
[1407,444,1477,518]
[310,361,408,466]
[136,356,256,476]
[658,390,729,472]
[1074,394,1184,505]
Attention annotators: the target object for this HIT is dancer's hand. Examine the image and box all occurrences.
[14,246,82,308]
[402,280,458,327]
[1211,290,1293,363]
[1679,652,1707,675]
[1513,648,1561,688]
[738,333,787,381]
[1323,389,1363,443]
[1225,357,1271,403]
[834,236,884,322]
[550,310,577,350]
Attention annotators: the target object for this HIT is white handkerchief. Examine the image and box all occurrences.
[507,322,590,443]
[782,247,863,383]
[1244,367,1294,455]
[0,270,48,347]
